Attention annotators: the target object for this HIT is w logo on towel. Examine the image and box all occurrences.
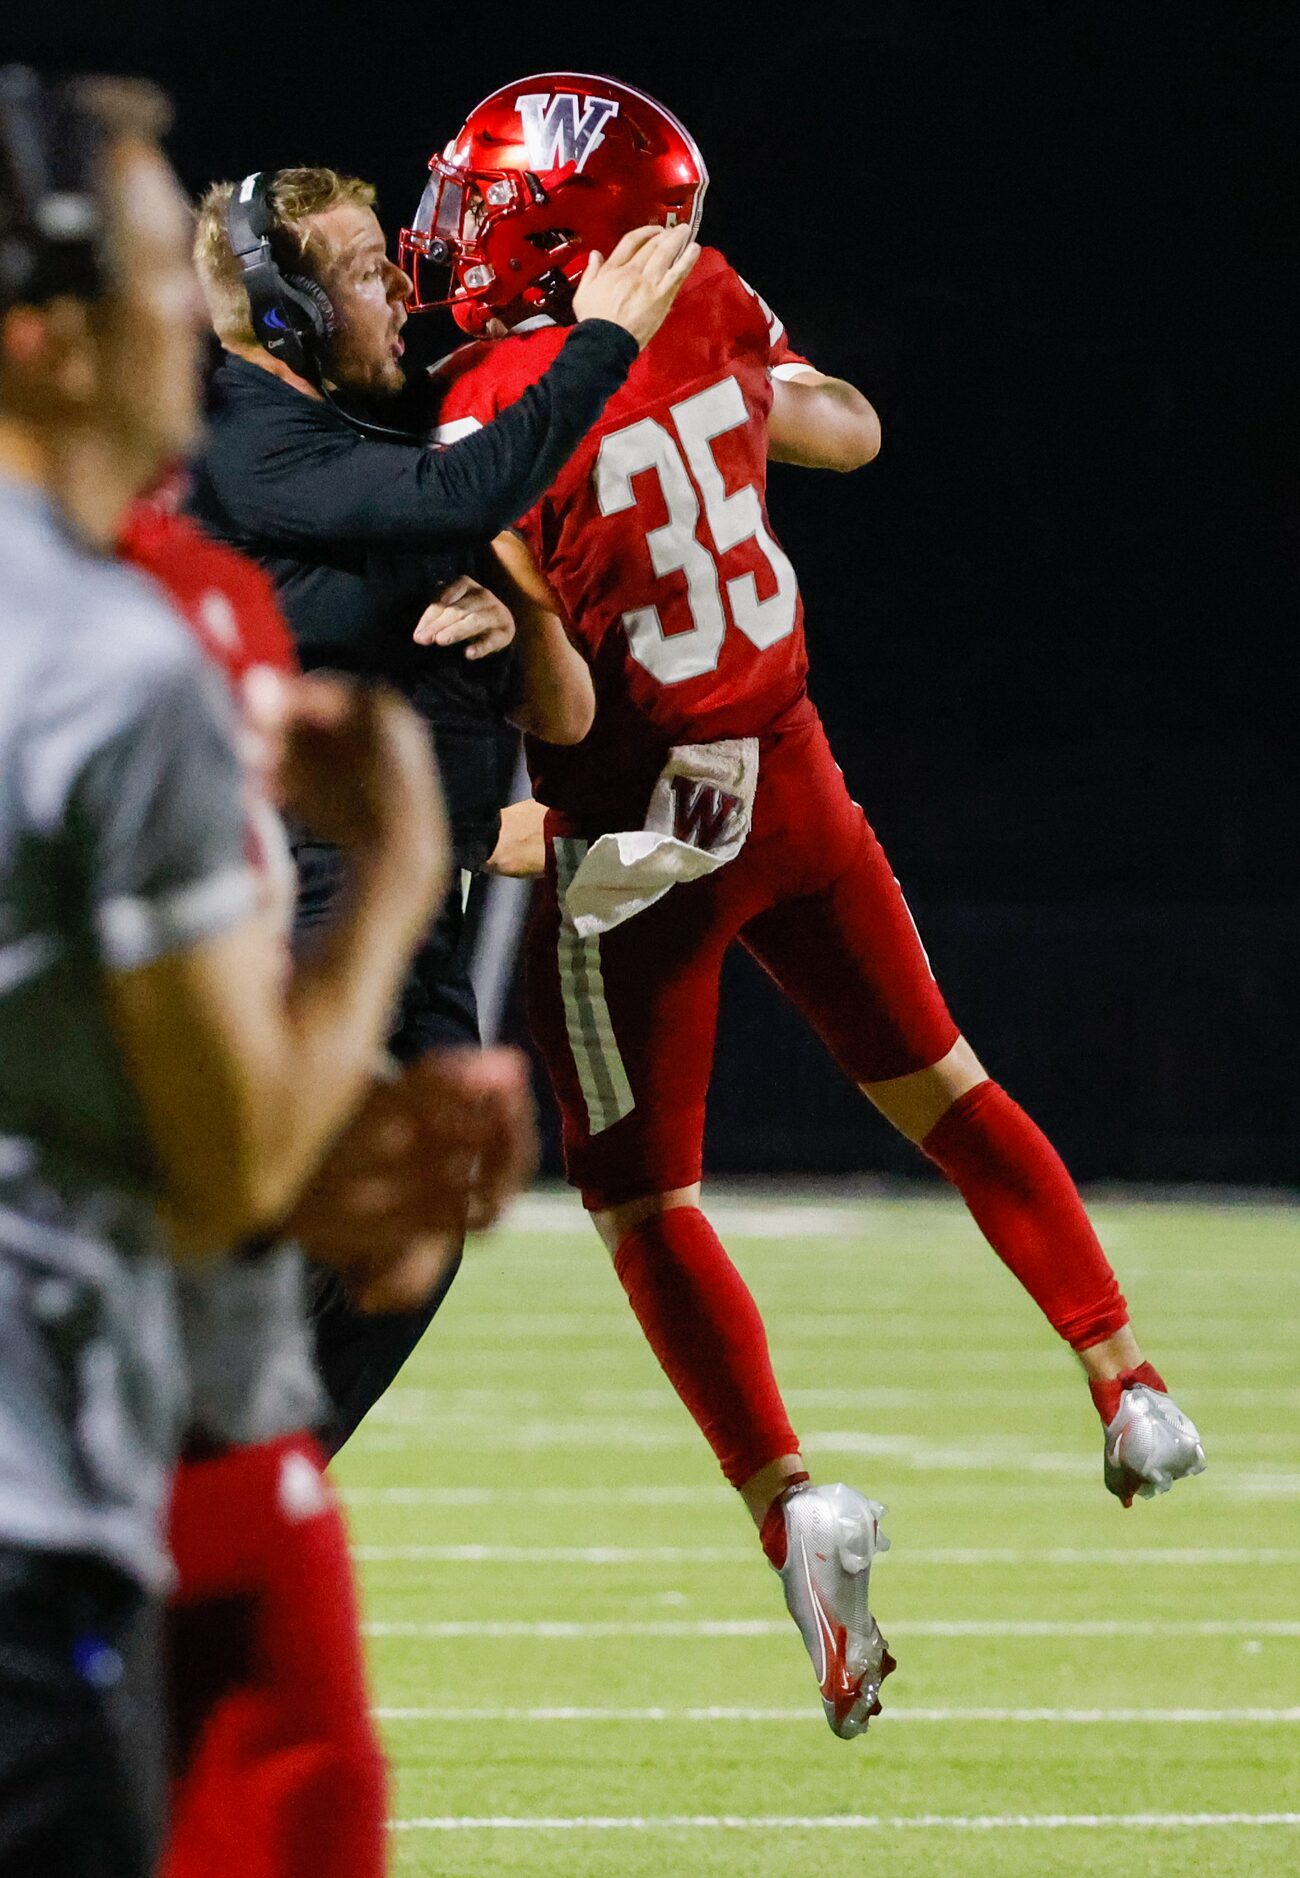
[670,778,740,852]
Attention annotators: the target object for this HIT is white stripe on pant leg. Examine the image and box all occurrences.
[556,839,616,1128]
[554,839,604,1125]
[554,839,635,1135]
[570,931,634,1132]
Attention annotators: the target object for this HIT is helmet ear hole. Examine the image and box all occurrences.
[284,273,336,341]
[526,227,576,254]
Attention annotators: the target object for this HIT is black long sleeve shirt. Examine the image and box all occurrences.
[185,318,638,870]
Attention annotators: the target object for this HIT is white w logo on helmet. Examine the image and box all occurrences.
[515,91,620,173]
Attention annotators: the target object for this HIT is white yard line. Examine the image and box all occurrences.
[356,1422,695,1449]
[390,1811,1300,1832]
[353,1543,1300,1565]
[344,1426,1294,1470]
[376,1706,1300,1724]
[342,1472,1295,1502]
[792,1385,1297,1407]
[354,1544,753,1563]
[343,1485,733,1506]
[369,1382,1298,1409]
[499,1194,1015,1240]
[1214,1473,1300,1497]
[346,1430,1100,1470]
[341,1464,1300,1509]
[353,1347,1290,1381]
[363,1617,1300,1639]
[431,1316,1282,1347]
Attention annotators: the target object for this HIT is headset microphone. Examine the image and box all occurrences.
[317,382,425,445]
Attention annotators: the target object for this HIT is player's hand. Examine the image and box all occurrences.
[345,1235,460,1316]
[413,575,516,660]
[286,1063,470,1253]
[573,223,700,350]
[266,672,448,897]
[393,1046,539,1237]
[485,797,548,878]
[286,1045,539,1310]
[447,1045,540,1234]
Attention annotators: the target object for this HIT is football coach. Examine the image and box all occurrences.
[187,164,698,1444]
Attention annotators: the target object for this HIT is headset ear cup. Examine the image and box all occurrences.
[284,273,336,342]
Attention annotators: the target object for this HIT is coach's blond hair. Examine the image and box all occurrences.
[193,166,375,348]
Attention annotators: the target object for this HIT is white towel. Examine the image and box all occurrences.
[563,738,759,937]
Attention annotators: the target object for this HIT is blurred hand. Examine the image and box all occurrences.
[573,223,700,350]
[485,797,548,878]
[285,1045,539,1312]
[413,575,516,660]
[260,672,448,901]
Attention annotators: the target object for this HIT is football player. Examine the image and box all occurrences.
[405,74,1207,1737]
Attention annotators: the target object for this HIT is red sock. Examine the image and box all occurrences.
[612,1208,800,1490]
[758,1474,811,1569]
[1089,1361,1167,1428]
[921,1082,1128,1349]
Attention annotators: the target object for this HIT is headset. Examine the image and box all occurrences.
[225,169,336,382]
[225,169,421,443]
[0,65,105,309]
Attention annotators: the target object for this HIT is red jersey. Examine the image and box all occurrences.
[119,499,297,693]
[431,248,815,826]
[119,497,300,923]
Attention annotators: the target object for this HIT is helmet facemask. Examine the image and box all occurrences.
[401,157,592,333]
[397,156,470,312]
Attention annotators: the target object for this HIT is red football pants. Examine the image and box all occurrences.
[529,707,1129,1491]
[162,1434,386,1878]
[527,709,959,1207]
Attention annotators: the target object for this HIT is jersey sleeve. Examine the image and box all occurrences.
[206,548,299,682]
[119,505,300,690]
[42,612,258,973]
[212,322,635,554]
[736,274,816,380]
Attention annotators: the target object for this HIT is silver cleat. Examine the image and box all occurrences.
[1103,1383,1207,1505]
[778,1482,895,1738]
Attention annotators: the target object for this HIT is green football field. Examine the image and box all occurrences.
[330,1187,1300,1878]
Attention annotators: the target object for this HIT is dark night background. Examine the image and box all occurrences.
[13,2,1299,1182]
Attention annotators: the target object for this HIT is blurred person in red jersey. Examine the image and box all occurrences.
[121,488,537,1878]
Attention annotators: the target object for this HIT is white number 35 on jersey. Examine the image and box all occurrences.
[594,373,798,686]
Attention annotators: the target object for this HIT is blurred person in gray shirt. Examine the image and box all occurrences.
[0,69,448,1876]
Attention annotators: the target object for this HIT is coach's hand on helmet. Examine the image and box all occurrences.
[412,574,515,659]
[573,223,700,350]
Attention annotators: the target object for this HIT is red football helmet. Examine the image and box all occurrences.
[398,72,708,334]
